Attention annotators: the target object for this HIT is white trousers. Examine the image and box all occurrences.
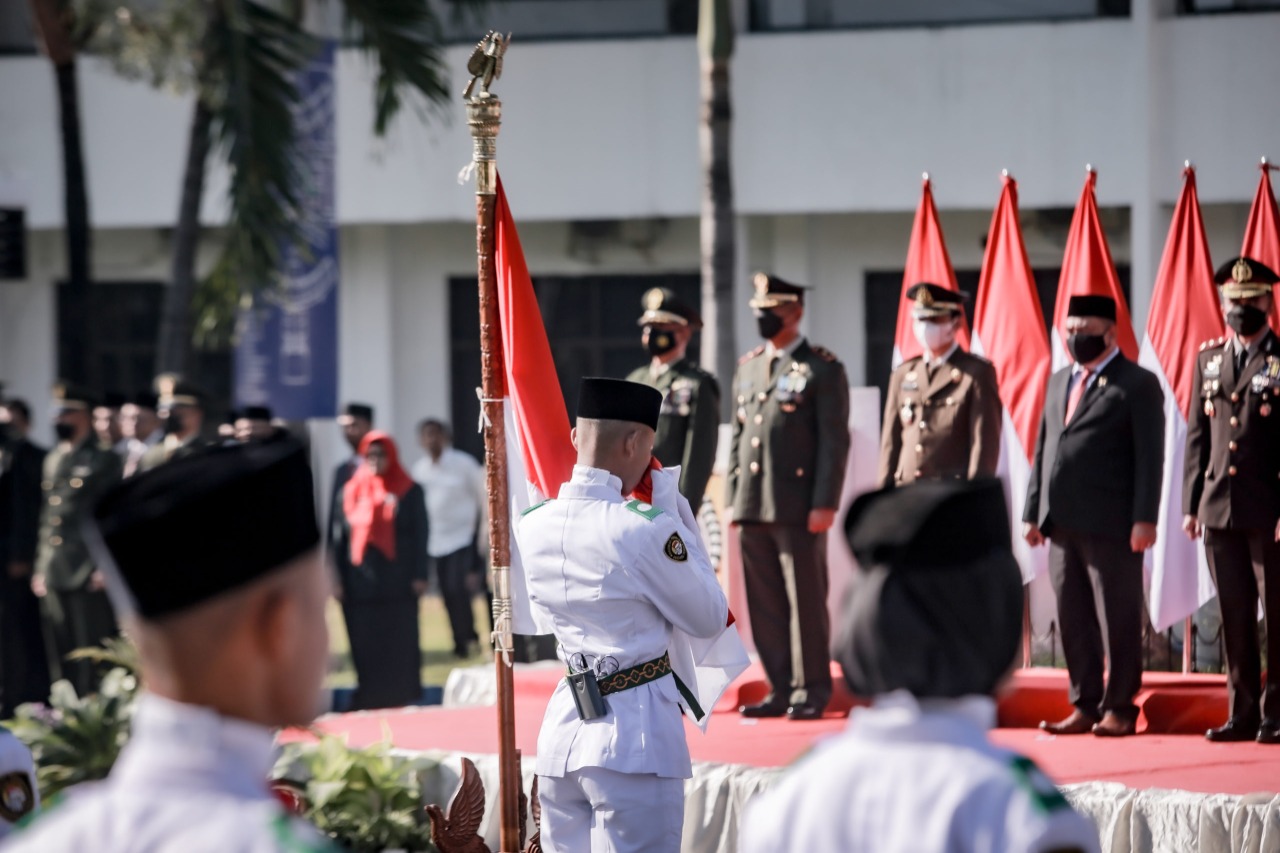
[539,767,684,853]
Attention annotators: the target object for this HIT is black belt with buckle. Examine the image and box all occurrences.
[596,652,672,696]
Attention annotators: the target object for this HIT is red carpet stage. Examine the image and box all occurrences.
[281,664,1280,852]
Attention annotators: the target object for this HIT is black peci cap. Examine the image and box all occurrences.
[835,478,1023,699]
[86,440,321,620]
[241,405,273,422]
[132,392,159,411]
[576,378,663,430]
[1065,295,1116,322]
[102,391,128,409]
[340,403,374,423]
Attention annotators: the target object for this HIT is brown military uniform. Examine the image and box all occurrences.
[1184,330,1280,726]
[36,436,122,695]
[877,347,1002,488]
[627,359,720,503]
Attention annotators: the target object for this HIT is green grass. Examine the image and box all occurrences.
[325,594,493,689]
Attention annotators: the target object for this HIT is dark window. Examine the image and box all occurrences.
[449,273,701,460]
[863,266,1131,404]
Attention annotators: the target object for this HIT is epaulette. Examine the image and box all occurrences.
[810,345,839,363]
[738,345,765,365]
[1198,336,1227,353]
[624,499,664,521]
[520,499,550,517]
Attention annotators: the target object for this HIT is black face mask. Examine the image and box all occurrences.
[755,310,784,340]
[1226,305,1268,338]
[164,413,185,435]
[643,326,677,358]
[1067,333,1108,365]
[53,422,77,442]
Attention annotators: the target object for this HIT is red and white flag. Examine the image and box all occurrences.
[971,174,1051,583]
[1052,170,1139,369]
[1138,166,1223,631]
[1241,160,1280,334]
[892,175,968,366]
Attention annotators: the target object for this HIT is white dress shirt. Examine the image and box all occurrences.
[514,465,728,780]
[411,447,485,558]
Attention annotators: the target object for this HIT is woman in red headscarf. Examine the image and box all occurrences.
[340,431,429,710]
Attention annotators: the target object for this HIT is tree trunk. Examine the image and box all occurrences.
[156,99,213,376]
[699,57,735,421]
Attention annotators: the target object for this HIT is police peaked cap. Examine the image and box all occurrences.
[749,272,808,309]
[906,282,968,319]
[102,391,128,409]
[1065,294,1116,322]
[155,375,206,408]
[576,378,662,430]
[638,287,702,328]
[836,478,1022,699]
[51,380,97,412]
[86,439,321,620]
[1215,256,1278,299]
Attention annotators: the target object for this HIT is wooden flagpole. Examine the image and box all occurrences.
[465,32,522,853]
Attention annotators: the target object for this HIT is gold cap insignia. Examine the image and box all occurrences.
[643,288,664,311]
[1233,258,1254,284]
[916,288,936,308]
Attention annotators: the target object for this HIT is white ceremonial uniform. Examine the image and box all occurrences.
[5,694,332,853]
[515,464,728,853]
[739,692,1101,853]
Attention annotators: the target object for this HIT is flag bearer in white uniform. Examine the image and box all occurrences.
[740,478,1101,853]
[6,440,336,852]
[515,377,729,853]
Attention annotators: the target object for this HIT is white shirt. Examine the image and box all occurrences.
[923,341,960,366]
[1068,346,1120,398]
[411,447,484,557]
[5,694,329,852]
[740,692,1101,853]
[514,465,728,779]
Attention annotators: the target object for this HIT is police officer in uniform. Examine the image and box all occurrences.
[515,378,728,853]
[728,273,851,720]
[7,440,335,851]
[740,479,1101,853]
[1184,257,1280,744]
[878,283,1001,487]
[626,287,721,504]
[33,382,123,696]
[138,376,208,472]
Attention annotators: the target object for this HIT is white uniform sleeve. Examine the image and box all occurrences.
[629,511,727,639]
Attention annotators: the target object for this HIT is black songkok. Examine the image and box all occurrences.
[576,378,662,430]
[86,439,320,620]
[835,478,1022,699]
[1065,295,1116,322]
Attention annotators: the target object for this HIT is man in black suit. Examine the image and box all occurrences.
[1183,257,1280,744]
[0,399,51,713]
[1023,295,1165,738]
[328,403,374,599]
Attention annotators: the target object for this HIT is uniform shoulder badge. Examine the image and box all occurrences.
[663,532,688,562]
[520,500,550,517]
[1008,756,1070,814]
[0,771,34,823]
[1199,336,1227,352]
[624,499,664,521]
[810,345,839,363]
[738,345,765,365]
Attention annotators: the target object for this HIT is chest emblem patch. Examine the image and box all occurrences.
[0,772,33,822]
[664,533,688,562]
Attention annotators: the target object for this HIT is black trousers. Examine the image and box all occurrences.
[1204,527,1280,724]
[739,523,832,709]
[1048,528,1144,721]
[0,573,49,713]
[434,545,479,654]
[40,586,118,698]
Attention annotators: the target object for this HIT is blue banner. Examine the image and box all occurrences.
[234,41,339,420]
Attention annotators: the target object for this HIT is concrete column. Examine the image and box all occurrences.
[337,224,395,431]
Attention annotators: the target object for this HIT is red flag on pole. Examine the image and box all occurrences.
[1241,159,1280,334]
[1139,165,1223,631]
[971,174,1051,583]
[1052,169,1138,367]
[893,175,968,365]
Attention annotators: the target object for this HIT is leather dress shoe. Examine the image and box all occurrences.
[739,699,788,719]
[786,703,825,721]
[1257,720,1280,745]
[1205,719,1259,742]
[1039,710,1098,735]
[1092,711,1136,738]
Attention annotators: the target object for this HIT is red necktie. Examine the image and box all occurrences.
[1065,369,1091,425]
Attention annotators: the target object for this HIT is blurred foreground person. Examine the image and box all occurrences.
[740,479,1100,853]
[0,726,38,836]
[6,440,335,851]
[341,432,427,710]
[516,378,728,853]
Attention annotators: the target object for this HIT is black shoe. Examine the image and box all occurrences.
[786,703,825,721]
[1205,719,1259,742]
[1257,720,1280,745]
[739,699,788,718]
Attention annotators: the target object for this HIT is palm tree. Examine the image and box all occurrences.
[697,0,735,419]
[84,0,474,374]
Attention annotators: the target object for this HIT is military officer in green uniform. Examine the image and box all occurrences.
[728,273,850,721]
[1184,257,1280,744]
[878,283,1002,487]
[139,376,209,472]
[32,382,123,696]
[626,287,721,503]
